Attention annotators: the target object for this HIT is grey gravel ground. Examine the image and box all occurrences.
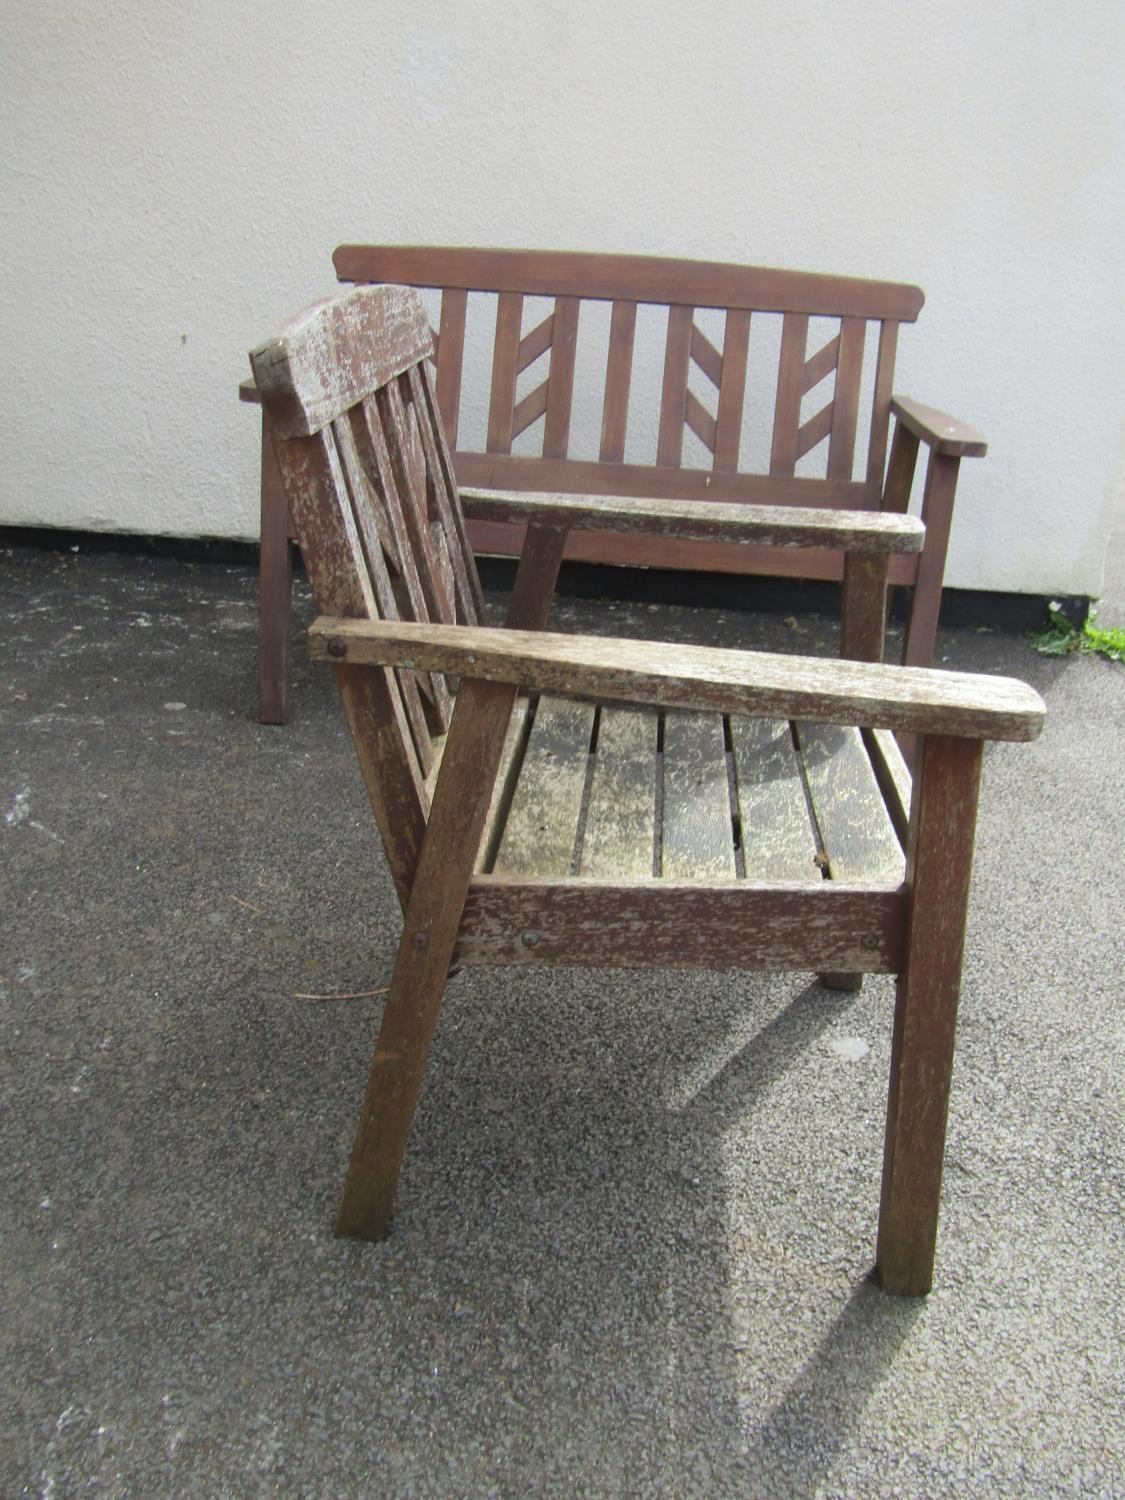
[2,546,1122,1498]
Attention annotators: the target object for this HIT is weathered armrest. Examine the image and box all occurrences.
[890,397,987,457]
[240,376,262,404]
[461,489,924,554]
[309,617,1044,742]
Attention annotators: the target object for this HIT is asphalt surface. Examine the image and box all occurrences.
[1,545,1122,1498]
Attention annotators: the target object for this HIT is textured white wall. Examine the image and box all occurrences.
[2,0,1122,594]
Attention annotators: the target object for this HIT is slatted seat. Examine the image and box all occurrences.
[436,696,907,886]
[249,284,1044,1296]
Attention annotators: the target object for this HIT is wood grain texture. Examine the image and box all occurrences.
[492,696,595,877]
[486,291,524,454]
[827,317,867,479]
[332,245,926,320]
[730,716,820,881]
[544,295,580,459]
[661,710,736,878]
[599,299,637,462]
[578,706,658,878]
[461,490,924,552]
[250,285,432,439]
[876,733,984,1295]
[308,617,1047,742]
[865,321,899,497]
[864,726,912,847]
[890,396,987,457]
[435,288,467,446]
[454,878,906,971]
[841,551,891,663]
[713,309,751,472]
[797,722,905,883]
[257,412,292,724]
[658,305,693,467]
[770,312,808,477]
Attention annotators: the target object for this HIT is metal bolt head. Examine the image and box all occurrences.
[412,930,429,950]
[326,636,348,659]
[521,930,541,948]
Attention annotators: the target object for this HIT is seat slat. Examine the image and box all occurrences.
[661,709,736,878]
[492,696,595,877]
[730,716,820,882]
[797,722,904,881]
[578,706,658,878]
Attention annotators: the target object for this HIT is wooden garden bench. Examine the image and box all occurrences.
[241,246,987,723]
[248,284,1043,1296]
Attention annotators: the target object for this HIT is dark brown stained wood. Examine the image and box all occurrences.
[473,694,533,873]
[257,413,292,723]
[492,696,595,877]
[456,452,869,508]
[333,245,926,321]
[600,299,638,462]
[827,316,866,479]
[405,365,482,628]
[795,401,836,461]
[713,309,751,471]
[413,363,486,624]
[466,519,922,587]
[864,726,912,847]
[309,616,1047,742]
[730,717,820,881]
[770,313,808,476]
[876,733,983,1295]
[454,878,906,972]
[518,312,554,371]
[511,380,549,438]
[803,333,840,394]
[890,396,987,457]
[865,321,899,497]
[842,552,891,663]
[486,291,524,453]
[250,284,433,439]
[544,295,580,459]
[503,521,569,630]
[903,453,960,675]
[435,288,468,445]
[881,419,920,514]
[660,710,737,878]
[683,390,718,453]
[658,305,694,467]
[577,705,658,878]
[797,722,904,882]
[690,322,723,387]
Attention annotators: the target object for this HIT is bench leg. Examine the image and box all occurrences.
[876,733,982,1295]
[258,416,292,724]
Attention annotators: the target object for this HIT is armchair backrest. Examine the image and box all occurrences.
[250,284,484,902]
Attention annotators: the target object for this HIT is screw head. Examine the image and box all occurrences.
[326,636,348,659]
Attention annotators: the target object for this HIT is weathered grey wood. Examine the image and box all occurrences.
[864,726,912,848]
[890,396,987,458]
[730,716,820,881]
[661,710,737,879]
[472,694,534,874]
[876,733,984,1295]
[578,706,658,878]
[492,696,596,877]
[309,617,1047,743]
[250,285,433,439]
[461,489,924,553]
[454,878,906,972]
[797,723,904,882]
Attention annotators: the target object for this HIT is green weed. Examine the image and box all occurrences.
[1032,601,1125,662]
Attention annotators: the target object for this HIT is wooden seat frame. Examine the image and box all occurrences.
[249,285,1043,1297]
[242,246,988,724]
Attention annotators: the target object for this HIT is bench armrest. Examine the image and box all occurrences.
[309,617,1044,743]
[890,397,987,457]
[461,489,924,554]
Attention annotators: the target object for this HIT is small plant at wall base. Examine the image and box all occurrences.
[1032,602,1125,661]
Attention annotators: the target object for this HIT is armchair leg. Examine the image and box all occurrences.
[876,734,982,1295]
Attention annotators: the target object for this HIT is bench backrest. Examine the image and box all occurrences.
[333,245,924,576]
[250,285,484,903]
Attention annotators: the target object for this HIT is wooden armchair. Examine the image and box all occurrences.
[249,285,1043,1296]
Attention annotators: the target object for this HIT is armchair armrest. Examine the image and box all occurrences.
[309,617,1044,743]
[239,376,262,404]
[890,397,987,457]
[461,488,924,554]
